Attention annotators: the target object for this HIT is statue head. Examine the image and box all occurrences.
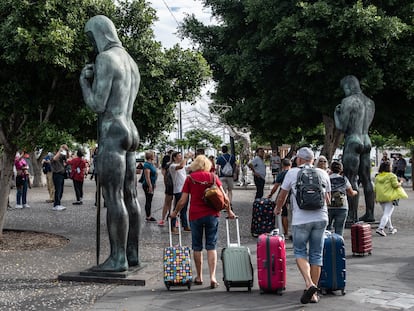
[340,75,362,96]
[85,15,122,53]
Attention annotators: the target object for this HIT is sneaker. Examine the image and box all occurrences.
[183,227,191,232]
[46,199,54,203]
[52,205,66,211]
[23,204,30,208]
[388,228,397,235]
[376,228,387,237]
[146,217,157,222]
[171,228,179,235]
[72,201,82,205]
[158,220,165,226]
[15,204,23,209]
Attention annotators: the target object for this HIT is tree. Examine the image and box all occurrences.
[181,129,222,152]
[181,0,413,160]
[0,0,211,237]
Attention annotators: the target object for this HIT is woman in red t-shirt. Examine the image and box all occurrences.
[67,149,88,205]
[171,155,235,289]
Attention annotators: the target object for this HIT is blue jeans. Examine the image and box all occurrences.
[172,192,189,228]
[254,176,265,199]
[292,220,328,266]
[53,173,65,206]
[327,208,348,236]
[190,215,219,251]
[16,179,28,205]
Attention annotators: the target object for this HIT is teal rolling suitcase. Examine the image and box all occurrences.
[221,217,254,292]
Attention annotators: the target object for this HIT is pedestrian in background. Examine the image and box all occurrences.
[51,144,69,211]
[14,151,31,209]
[159,149,174,226]
[142,151,158,222]
[328,161,357,236]
[67,149,88,205]
[374,161,408,237]
[216,145,236,206]
[42,152,55,203]
[248,147,266,199]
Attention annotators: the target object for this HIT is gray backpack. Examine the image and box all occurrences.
[295,165,325,210]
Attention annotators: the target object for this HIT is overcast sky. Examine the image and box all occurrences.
[150,0,214,49]
[148,1,227,145]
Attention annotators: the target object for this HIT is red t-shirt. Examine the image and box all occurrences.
[182,171,222,221]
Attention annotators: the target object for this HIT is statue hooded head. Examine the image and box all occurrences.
[340,75,362,96]
[84,15,123,54]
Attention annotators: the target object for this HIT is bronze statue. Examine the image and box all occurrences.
[80,15,141,272]
[334,75,375,223]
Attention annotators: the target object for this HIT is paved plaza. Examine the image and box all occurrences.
[1,170,414,311]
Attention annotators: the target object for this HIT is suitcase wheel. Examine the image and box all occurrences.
[165,282,171,291]
[341,289,346,295]
[187,281,191,290]
[248,286,251,292]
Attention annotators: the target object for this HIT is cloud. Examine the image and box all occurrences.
[150,0,214,49]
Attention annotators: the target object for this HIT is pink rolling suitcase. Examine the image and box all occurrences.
[257,217,286,295]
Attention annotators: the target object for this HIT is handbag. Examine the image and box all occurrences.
[189,173,229,211]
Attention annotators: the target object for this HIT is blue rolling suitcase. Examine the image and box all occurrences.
[318,231,346,295]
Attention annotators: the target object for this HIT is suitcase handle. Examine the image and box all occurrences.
[225,217,241,247]
[168,217,182,247]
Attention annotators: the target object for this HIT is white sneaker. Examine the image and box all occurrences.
[23,204,30,208]
[52,206,59,211]
[15,204,23,209]
[388,228,397,234]
[56,205,66,211]
[376,228,387,237]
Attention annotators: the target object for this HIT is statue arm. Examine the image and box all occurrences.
[80,54,114,113]
[334,101,349,133]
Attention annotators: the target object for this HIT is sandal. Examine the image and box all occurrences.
[194,278,203,285]
[300,285,318,304]
[310,293,320,303]
[210,281,219,289]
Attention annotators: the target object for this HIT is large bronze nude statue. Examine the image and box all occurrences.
[79,15,141,272]
[334,75,375,223]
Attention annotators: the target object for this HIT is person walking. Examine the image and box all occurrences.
[158,149,174,226]
[248,147,266,199]
[169,151,191,232]
[67,149,88,205]
[374,161,408,237]
[171,155,235,289]
[275,147,330,304]
[42,152,55,203]
[142,151,158,222]
[51,145,69,211]
[216,145,236,206]
[270,150,281,183]
[328,161,358,236]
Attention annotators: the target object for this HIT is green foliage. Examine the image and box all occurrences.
[0,0,211,154]
[182,0,414,145]
[181,129,222,151]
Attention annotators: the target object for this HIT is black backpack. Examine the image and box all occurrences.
[295,165,325,210]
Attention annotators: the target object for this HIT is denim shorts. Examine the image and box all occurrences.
[190,215,219,251]
[292,220,328,266]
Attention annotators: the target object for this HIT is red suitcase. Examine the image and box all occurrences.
[257,228,286,294]
[351,222,373,256]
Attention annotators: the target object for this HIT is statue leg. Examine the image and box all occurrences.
[124,151,141,267]
[358,153,375,222]
[342,145,360,225]
[91,150,129,272]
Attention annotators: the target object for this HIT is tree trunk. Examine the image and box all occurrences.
[31,151,44,187]
[321,115,343,161]
[0,151,15,239]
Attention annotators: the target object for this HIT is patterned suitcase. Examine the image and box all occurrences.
[163,219,192,290]
[351,222,373,256]
[251,198,275,237]
[319,231,346,295]
[221,217,254,292]
[257,228,286,294]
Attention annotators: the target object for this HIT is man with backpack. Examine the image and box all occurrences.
[216,145,236,206]
[274,147,331,304]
